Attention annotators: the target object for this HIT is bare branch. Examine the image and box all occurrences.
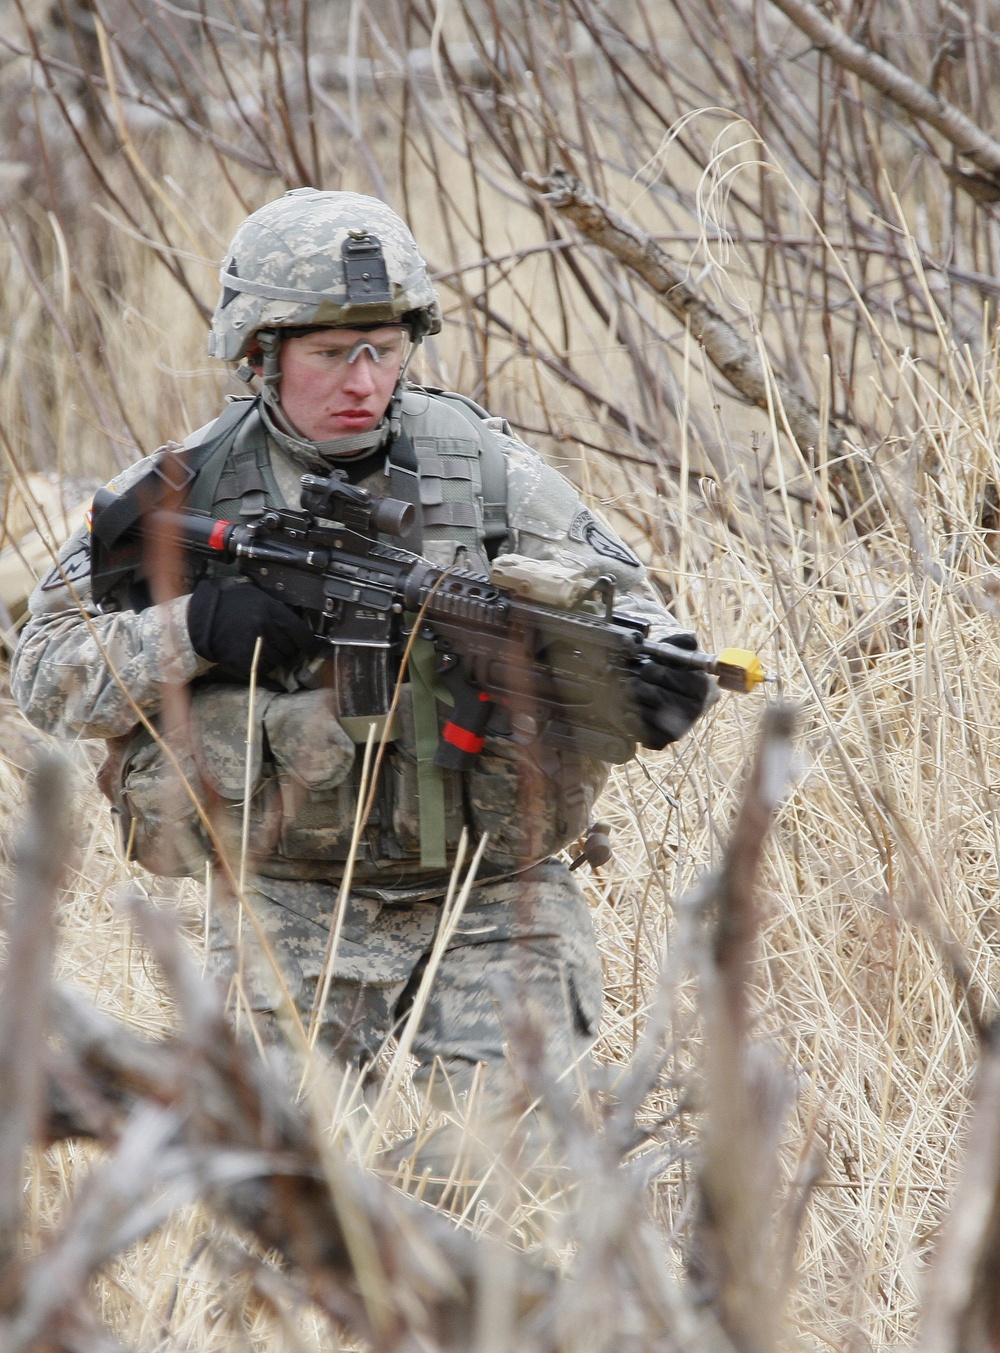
[918,1017,1000,1353]
[523,170,859,490]
[765,0,1000,189]
[0,754,72,1277]
[46,873,557,1353]
[437,254,830,515]
[4,1104,182,1353]
[714,705,798,1034]
[691,705,799,1353]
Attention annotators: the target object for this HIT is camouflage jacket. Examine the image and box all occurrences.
[11,389,683,888]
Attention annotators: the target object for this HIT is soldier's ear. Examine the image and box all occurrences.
[245,340,263,371]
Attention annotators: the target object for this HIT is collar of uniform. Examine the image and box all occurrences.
[258,397,392,467]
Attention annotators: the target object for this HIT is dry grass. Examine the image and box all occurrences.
[2,2,1000,1349]
[5,299,998,1347]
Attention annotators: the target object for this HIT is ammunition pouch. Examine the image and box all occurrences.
[97,680,608,881]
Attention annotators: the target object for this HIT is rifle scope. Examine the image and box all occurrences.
[299,471,413,538]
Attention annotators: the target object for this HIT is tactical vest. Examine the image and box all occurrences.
[108,390,609,888]
[179,387,510,571]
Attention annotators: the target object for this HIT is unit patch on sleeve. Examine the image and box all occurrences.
[567,509,641,568]
[40,537,91,592]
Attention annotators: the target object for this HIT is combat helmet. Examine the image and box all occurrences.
[208,187,442,362]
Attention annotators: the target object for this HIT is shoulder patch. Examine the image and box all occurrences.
[40,537,91,591]
[567,509,641,568]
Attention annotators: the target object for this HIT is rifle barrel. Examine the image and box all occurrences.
[643,642,772,694]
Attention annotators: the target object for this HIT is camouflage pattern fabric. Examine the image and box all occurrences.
[209,188,442,362]
[10,451,214,742]
[207,859,604,1209]
[206,860,603,1075]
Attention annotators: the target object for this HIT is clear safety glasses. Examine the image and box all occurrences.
[306,329,412,373]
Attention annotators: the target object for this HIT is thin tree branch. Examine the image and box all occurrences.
[918,1017,1000,1353]
[0,754,71,1278]
[765,0,1000,189]
[523,168,847,466]
[690,704,799,1353]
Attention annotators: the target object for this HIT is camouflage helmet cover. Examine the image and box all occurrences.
[208,187,443,361]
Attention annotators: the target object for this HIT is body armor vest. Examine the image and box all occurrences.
[106,390,609,889]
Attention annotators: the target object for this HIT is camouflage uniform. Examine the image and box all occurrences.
[11,189,687,1096]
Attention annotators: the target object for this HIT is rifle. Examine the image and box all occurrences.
[90,467,768,770]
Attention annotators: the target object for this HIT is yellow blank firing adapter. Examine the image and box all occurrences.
[647,640,773,693]
[711,648,771,694]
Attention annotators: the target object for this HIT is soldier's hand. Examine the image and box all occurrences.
[631,631,710,750]
[187,579,319,679]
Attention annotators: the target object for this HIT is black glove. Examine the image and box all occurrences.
[187,579,319,679]
[631,631,710,750]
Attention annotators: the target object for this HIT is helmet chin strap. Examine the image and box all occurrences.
[260,401,390,464]
[245,328,420,465]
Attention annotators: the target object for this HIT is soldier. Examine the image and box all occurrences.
[11,189,708,1164]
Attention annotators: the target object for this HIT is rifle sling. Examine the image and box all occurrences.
[409,636,450,871]
[387,433,450,870]
[92,400,257,552]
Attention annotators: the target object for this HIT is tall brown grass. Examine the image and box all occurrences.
[2,1,1000,1347]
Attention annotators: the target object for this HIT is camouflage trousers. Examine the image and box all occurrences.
[206,859,603,1096]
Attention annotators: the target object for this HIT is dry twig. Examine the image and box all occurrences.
[522,169,882,519]
[765,0,1000,197]
[0,754,71,1278]
[918,1017,1000,1353]
[690,705,800,1353]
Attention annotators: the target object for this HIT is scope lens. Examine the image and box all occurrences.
[373,500,414,536]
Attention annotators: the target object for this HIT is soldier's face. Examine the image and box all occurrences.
[277,326,406,441]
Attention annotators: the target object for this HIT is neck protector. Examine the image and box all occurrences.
[259,399,393,466]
